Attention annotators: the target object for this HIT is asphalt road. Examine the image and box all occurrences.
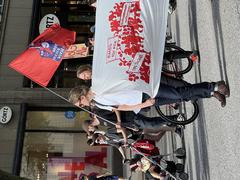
[169,0,240,180]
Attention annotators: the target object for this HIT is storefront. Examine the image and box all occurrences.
[13,105,112,180]
[25,0,96,88]
[0,0,123,179]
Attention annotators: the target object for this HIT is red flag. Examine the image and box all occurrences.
[8,24,76,87]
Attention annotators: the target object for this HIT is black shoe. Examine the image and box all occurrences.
[179,172,189,180]
[174,148,186,159]
[175,126,184,138]
[176,163,185,173]
[215,81,230,97]
[213,91,226,107]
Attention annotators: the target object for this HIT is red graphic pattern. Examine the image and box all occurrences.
[109,1,151,83]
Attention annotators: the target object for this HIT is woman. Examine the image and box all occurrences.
[88,132,128,163]
[130,154,177,180]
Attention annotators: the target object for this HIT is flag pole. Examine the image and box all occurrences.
[44,87,118,127]
[44,87,179,179]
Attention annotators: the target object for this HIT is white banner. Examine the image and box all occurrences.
[92,0,169,97]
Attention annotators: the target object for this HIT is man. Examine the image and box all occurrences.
[69,76,230,118]
[76,64,92,80]
[75,65,229,107]
[81,111,182,139]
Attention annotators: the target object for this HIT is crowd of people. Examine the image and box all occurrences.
[69,1,230,179]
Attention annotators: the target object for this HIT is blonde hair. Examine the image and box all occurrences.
[82,119,92,134]
[68,85,90,104]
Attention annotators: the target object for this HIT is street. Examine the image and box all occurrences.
[169,0,240,180]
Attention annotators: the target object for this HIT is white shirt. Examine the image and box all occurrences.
[94,90,142,113]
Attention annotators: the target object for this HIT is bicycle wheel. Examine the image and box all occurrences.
[163,44,193,75]
[155,101,199,125]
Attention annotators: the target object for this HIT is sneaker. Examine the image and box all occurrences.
[178,172,189,180]
[176,163,185,173]
[213,91,226,107]
[215,81,230,97]
[189,50,199,62]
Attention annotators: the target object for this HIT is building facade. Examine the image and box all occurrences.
[0,0,122,179]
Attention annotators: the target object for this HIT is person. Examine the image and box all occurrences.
[69,76,230,127]
[81,111,184,161]
[88,132,128,163]
[75,64,229,107]
[76,64,193,87]
[129,154,178,180]
[76,64,92,80]
[81,107,183,142]
[85,35,95,48]
[81,34,199,62]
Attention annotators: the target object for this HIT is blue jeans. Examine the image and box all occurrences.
[154,82,215,106]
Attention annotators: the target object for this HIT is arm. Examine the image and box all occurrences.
[115,98,155,111]
[116,127,128,145]
[113,110,128,145]
[113,109,121,123]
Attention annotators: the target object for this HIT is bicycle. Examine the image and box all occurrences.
[162,42,196,76]
[155,43,200,125]
[155,99,199,125]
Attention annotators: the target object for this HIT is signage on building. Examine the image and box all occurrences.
[63,44,89,59]
[64,111,76,119]
[39,14,60,34]
[0,106,12,124]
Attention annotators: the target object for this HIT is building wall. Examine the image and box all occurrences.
[0,104,20,172]
[0,0,33,90]
[0,0,72,174]
[0,0,33,173]
[0,0,122,177]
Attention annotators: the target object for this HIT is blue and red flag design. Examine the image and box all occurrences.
[8,24,76,87]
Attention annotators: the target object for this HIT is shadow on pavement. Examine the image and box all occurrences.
[210,0,230,86]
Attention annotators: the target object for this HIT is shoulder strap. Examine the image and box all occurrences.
[92,99,118,108]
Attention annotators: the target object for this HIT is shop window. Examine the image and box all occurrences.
[20,109,111,180]
[26,110,89,131]
[25,0,96,88]
[20,132,110,180]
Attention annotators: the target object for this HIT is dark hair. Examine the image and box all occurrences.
[87,139,95,146]
[91,133,100,144]
[84,35,94,47]
[68,85,90,104]
[76,64,92,78]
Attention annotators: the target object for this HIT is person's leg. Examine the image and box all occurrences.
[143,131,166,142]
[154,82,215,106]
[117,146,127,160]
[134,113,167,129]
[161,73,191,87]
[143,126,176,134]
